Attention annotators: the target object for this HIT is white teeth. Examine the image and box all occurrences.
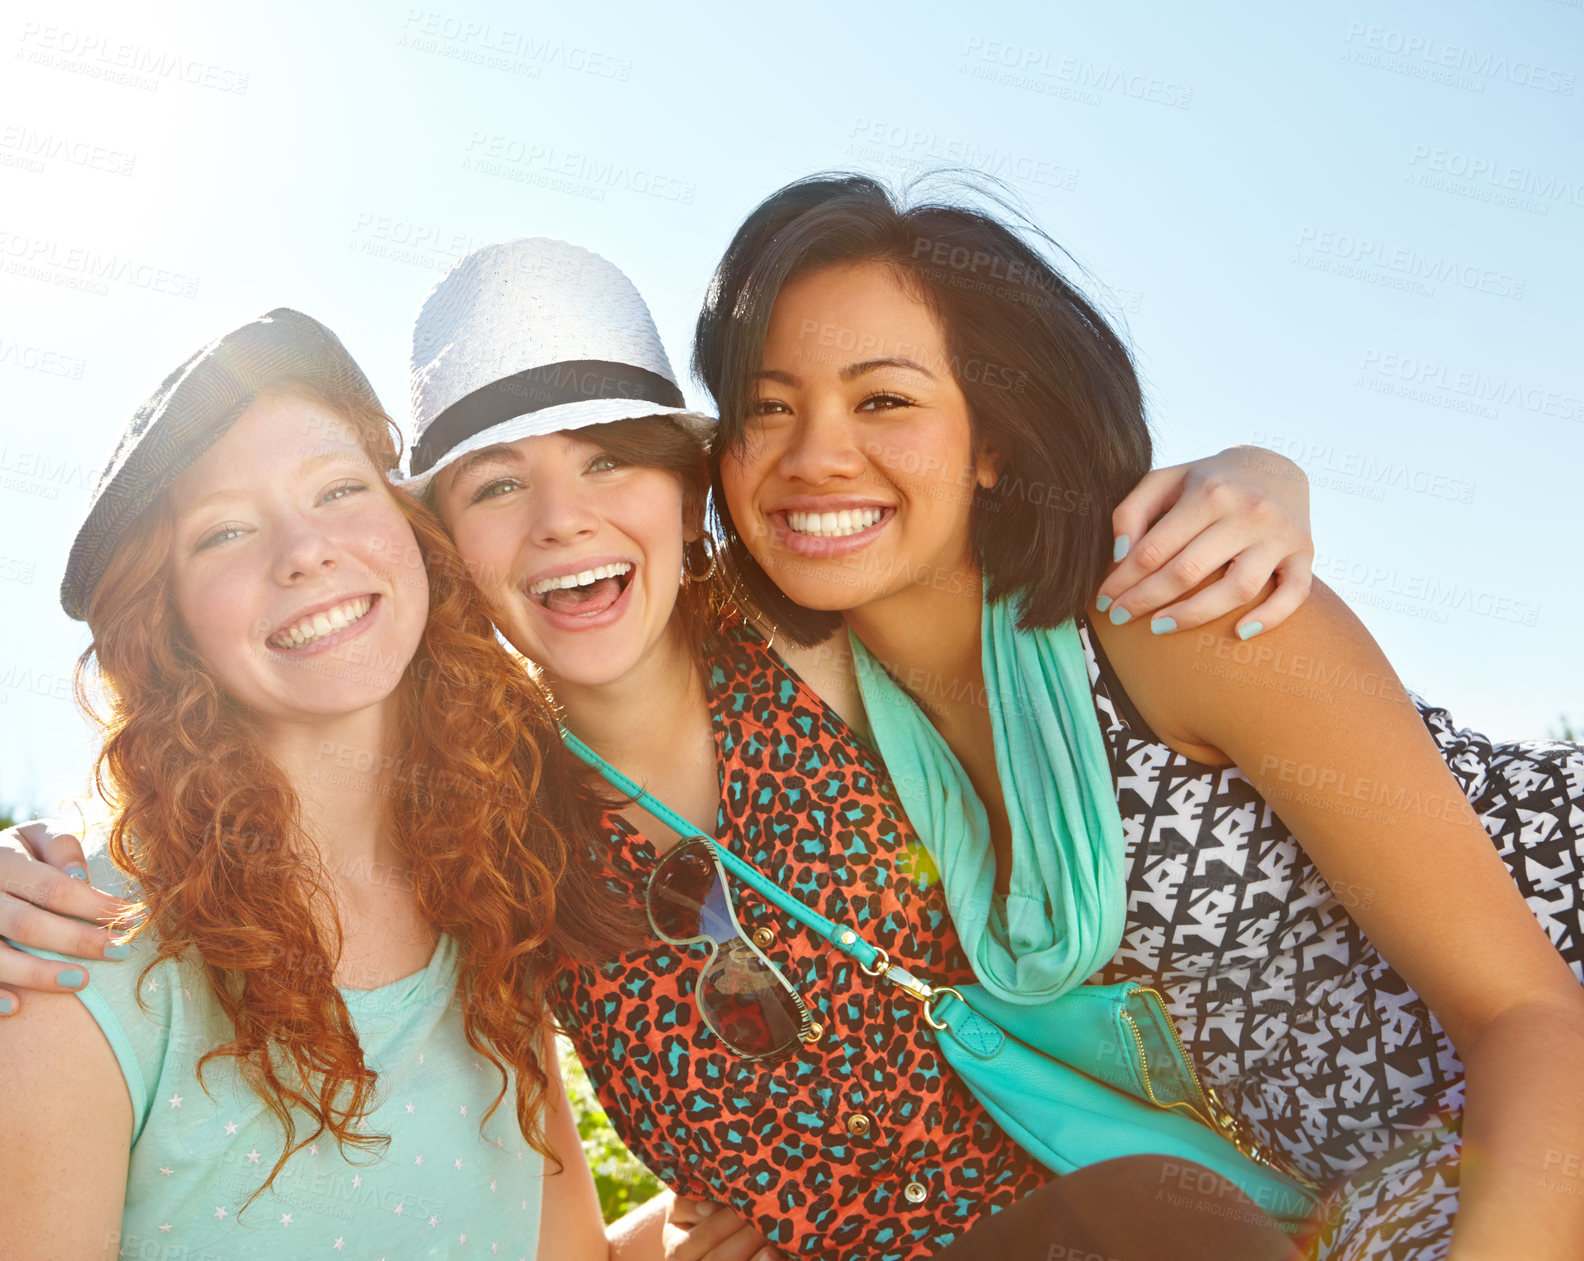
[786,508,883,538]
[527,562,634,596]
[269,596,373,650]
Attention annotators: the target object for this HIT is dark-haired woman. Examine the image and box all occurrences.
[692,175,1584,1261]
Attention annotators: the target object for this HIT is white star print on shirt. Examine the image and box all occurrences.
[167,1093,183,1109]
[223,1121,238,1135]
[459,1104,468,1117]
[414,1154,424,1167]
[333,1238,345,1250]
[213,1207,227,1220]
[278,1213,293,1226]
[454,1158,463,1170]
[158,1224,172,1233]
[245,1149,261,1165]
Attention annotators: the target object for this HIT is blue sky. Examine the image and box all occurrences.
[1,0,1580,811]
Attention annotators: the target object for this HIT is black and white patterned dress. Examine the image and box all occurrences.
[1077,622,1584,1261]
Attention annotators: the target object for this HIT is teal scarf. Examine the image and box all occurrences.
[848,599,1125,1005]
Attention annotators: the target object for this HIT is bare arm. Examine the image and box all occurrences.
[0,988,132,1259]
[540,1037,620,1261]
[1096,582,1584,1260]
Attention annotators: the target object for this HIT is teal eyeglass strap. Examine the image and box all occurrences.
[561,727,933,993]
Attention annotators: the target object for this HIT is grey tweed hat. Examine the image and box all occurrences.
[61,308,381,622]
[394,237,711,493]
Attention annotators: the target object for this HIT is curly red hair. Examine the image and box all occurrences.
[77,383,631,1210]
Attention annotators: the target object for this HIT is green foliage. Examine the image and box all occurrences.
[1554,715,1579,742]
[560,1036,662,1225]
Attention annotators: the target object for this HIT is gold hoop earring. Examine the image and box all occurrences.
[683,535,719,583]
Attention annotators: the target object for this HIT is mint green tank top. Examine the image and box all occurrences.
[24,849,546,1260]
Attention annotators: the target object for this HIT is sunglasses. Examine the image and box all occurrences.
[647,837,814,1061]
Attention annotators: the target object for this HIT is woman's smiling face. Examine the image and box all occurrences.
[719,261,999,616]
[167,390,429,729]
[432,428,691,689]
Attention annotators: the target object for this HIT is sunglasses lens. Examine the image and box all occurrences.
[649,845,735,941]
[646,842,722,937]
[697,939,804,1058]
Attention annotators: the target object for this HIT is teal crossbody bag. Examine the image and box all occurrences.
[562,728,1322,1229]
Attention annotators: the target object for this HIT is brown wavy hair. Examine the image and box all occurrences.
[78,383,633,1211]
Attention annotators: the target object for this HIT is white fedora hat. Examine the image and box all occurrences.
[394,236,711,491]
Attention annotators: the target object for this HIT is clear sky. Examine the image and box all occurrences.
[1,0,1580,812]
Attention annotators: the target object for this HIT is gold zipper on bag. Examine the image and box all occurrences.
[1121,986,1319,1191]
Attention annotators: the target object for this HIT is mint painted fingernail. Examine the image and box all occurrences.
[0,995,14,1015]
[1151,617,1177,635]
[1109,605,1132,626]
[57,968,86,988]
[1095,594,1112,613]
[1238,621,1264,641]
[104,942,132,960]
[66,864,89,881]
[1113,535,1130,563]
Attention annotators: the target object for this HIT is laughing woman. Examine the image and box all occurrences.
[0,242,1329,1261]
[0,313,634,1259]
[694,175,1584,1261]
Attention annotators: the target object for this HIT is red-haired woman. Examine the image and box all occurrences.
[0,311,640,1260]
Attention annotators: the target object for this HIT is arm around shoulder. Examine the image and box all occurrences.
[0,987,132,1259]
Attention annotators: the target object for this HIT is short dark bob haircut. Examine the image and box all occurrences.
[693,172,1152,647]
